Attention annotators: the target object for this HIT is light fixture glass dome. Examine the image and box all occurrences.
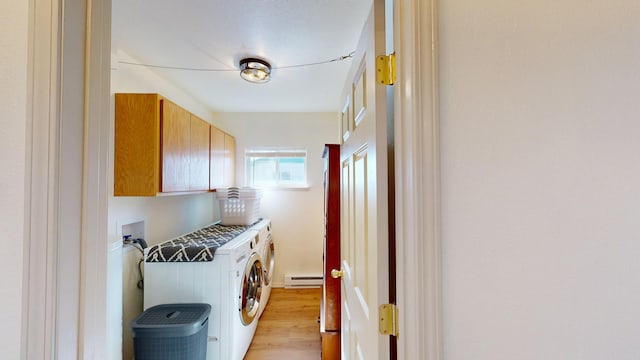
[239,58,271,84]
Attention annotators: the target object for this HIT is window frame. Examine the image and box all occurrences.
[245,148,309,189]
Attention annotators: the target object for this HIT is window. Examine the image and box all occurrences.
[245,148,308,188]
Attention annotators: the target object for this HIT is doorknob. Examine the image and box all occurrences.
[330,268,343,279]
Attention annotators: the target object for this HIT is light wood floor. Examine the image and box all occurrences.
[244,287,322,360]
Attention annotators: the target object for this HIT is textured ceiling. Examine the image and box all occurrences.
[112,0,372,112]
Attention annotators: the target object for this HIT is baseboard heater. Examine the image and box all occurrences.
[284,275,323,288]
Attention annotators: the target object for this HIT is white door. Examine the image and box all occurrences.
[338,0,392,358]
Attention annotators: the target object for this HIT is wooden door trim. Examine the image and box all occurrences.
[393,0,443,359]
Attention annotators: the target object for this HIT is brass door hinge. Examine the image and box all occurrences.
[376,52,396,85]
[379,303,399,336]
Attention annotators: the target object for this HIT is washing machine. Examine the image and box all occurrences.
[250,219,275,318]
[143,227,263,360]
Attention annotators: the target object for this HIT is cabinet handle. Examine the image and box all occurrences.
[330,268,343,279]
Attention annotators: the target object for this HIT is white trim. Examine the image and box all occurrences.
[79,0,112,358]
[23,0,113,358]
[23,0,61,358]
[56,0,89,357]
[394,0,443,359]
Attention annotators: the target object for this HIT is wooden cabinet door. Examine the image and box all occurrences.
[223,133,236,186]
[114,93,160,196]
[189,115,210,191]
[209,126,225,189]
[161,99,190,192]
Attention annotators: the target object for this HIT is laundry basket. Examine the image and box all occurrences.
[131,303,211,360]
[216,187,263,225]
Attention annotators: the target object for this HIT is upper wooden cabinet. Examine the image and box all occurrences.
[115,93,162,196]
[223,133,236,186]
[209,126,225,189]
[189,114,211,191]
[115,93,233,196]
[209,124,236,189]
[160,98,191,193]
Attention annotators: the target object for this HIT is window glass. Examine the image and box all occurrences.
[246,149,308,188]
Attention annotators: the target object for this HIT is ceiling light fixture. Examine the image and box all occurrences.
[239,58,271,84]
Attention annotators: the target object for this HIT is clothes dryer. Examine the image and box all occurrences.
[144,228,263,360]
[250,219,275,318]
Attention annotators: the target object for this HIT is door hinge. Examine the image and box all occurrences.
[376,52,396,85]
[379,303,399,336]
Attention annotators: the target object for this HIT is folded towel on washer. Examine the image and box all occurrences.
[145,221,258,262]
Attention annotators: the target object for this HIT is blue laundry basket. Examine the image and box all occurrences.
[131,303,211,360]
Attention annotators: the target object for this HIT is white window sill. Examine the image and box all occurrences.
[252,184,311,191]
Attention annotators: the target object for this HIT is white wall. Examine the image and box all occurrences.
[439,0,640,359]
[110,55,222,359]
[0,0,28,358]
[216,113,339,286]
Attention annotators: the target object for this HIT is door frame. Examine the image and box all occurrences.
[393,0,443,359]
[24,0,443,358]
[23,0,65,357]
[79,0,113,357]
[23,0,112,358]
